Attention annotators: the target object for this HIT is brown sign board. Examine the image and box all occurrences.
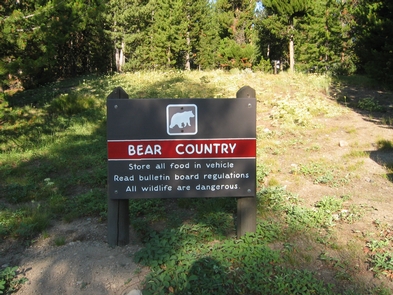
[107,98,256,199]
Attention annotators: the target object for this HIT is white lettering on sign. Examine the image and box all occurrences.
[170,163,190,169]
[196,184,239,191]
[205,161,234,169]
[140,184,173,192]
[175,143,236,155]
[128,144,162,156]
[174,173,199,180]
[114,175,135,181]
[129,163,151,170]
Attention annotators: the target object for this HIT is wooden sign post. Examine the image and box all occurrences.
[236,86,257,237]
[106,87,257,246]
[107,87,130,246]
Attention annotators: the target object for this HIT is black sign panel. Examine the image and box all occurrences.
[107,98,256,199]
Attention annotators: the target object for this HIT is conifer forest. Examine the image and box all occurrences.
[1,0,392,89]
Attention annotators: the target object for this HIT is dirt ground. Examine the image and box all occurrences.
[2,84,393,294]
[0,217,148,295]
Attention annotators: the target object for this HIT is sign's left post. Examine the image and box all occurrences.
[107,87,130,246]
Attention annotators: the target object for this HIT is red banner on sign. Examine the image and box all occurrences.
[108,138,256,160]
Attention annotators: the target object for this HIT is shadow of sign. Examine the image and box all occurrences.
[175,257,228,295]
[369,150,393,182]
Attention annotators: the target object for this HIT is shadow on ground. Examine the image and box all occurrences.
[332,76,393,129]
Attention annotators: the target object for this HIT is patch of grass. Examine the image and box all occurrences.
[0,204,51,239]
[47,93,99,116]
[269,93,342,127]
[256,163,270,186]
[63,189,107,222]
[257,186,300,213]
[267,177,280,187]
[346,160,365,173]
[365,220,393,280]
[357,97,384,112]
[40,230,50,239]
[293,161,351,187]
[54,236,66,246]
[258,188,363,233]
[134,224,335,295]
[344,126,357,134]
[335,75,380,89]
[306,143,321,152]
[344,150,370,158]
[376,139,393,150]
[381,116,393,126]
[132,186,373,294]
[14,209,50,239]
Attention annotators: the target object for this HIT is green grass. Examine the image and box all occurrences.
[333,75,381,89]
[1,71,392,294]
[134,224,335,295]
[130,187,369,295]
[291,160,351,187]
[365,220,393,281]
[376,139,393,150]
[54,235,66,246]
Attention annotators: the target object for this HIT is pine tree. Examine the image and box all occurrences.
[255,9,288,71]
[215,0,258,69]
[354,0,393,83]
[295,0,356,74]
[105,0,152,72]
[184,0,220,70]
[1,0,43,87]
[49,0,111,77]
[1,0,111,88]
[141,0,187,69]
[262,0,312,72]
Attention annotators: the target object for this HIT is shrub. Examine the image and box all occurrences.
[0,266,27,294]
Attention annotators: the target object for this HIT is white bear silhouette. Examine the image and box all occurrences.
[169,111,194,129]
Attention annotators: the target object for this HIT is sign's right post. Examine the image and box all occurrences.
[236,86,257,237]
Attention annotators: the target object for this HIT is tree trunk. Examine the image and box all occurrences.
[185,10,191,71]
[185,31,190,71]
[115,40,125,72]
[167,46,171,67]
[289,34,294,72]
[289,18,295,73]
